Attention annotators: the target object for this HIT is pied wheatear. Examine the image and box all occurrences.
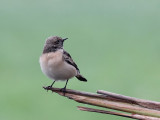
[39,36,87,92]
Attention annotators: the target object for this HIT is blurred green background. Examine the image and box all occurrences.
[1,0,160,120]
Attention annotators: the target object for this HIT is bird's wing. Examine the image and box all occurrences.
[63,50,80,72]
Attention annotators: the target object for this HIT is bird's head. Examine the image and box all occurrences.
[43,36,68,54]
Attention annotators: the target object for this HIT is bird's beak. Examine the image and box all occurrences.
[63,38,68,42]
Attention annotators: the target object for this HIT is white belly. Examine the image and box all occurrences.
[39,50,77,81]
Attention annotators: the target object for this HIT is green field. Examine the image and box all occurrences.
[1,0,160,120]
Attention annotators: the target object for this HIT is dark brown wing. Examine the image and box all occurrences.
[63,50,80,72]
[63,50,87,82]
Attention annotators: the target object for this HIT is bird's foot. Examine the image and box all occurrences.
[60,87,67,95]
[47,85,52,89]
[46,85,53,92]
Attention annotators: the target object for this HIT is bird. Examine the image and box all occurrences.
[39,36,87,92]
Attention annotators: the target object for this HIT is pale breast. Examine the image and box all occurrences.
[39,49,77,81]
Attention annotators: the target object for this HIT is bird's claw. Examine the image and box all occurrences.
[60,87,67,95]
[46,85,52,92]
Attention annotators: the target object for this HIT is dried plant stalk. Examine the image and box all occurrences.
[78,106,160,120]
[43,87,160,119]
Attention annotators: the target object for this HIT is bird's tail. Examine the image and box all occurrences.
[76,74,87,82]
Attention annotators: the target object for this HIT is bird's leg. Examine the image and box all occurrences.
[47,81,56,88]
[60,79,69,94]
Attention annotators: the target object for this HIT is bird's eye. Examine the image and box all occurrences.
[55,40,60,44]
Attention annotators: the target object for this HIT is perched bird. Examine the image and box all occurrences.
[39,36,87,92]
